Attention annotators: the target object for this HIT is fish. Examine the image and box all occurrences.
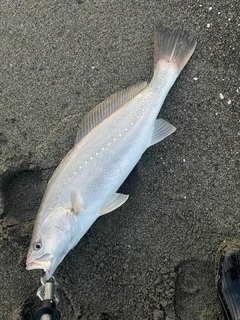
[26,25,197,281]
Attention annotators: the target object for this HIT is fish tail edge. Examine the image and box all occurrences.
[154,25,197,72]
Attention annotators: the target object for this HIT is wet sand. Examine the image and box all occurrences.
[1,1,239,319]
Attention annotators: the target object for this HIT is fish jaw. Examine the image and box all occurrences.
[26,253,55,280]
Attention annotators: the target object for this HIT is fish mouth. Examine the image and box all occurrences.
[26,254,52,271]
[26,253,58,281]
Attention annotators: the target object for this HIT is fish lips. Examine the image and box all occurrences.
[26,253,53,273]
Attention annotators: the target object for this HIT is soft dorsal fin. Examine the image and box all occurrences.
[100,193,129,216]
[75,81,148,144]
[149,119,176,147]
[71,191,84,214]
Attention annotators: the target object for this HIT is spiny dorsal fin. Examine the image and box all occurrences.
[100,193,129,216]
[75,81,148,144]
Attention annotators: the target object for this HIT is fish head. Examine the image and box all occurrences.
[26,206,76,281]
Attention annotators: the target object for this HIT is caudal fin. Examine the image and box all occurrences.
[154,25,197,72]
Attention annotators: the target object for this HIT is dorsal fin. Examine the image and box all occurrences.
[75,81,148,144]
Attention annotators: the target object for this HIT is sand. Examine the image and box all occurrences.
[1,1,239,319]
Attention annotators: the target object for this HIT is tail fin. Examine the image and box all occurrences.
[154,25,197,72]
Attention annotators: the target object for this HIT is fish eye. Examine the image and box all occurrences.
[33,241,42,251]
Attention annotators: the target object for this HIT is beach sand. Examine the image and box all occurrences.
[1,1,239,319]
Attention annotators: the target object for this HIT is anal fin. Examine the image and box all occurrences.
[149,119,176,147]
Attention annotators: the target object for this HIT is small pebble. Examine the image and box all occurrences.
[219,93,224,100]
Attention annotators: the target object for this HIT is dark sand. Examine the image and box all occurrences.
[1,1,239,319]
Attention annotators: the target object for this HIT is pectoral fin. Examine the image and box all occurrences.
[71,191,84,214]
[100,193,129,216]
[149,119,176,147]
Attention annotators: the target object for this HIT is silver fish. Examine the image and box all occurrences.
[26,26,197,281]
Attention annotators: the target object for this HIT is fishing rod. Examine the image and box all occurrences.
[34,276,61,320]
